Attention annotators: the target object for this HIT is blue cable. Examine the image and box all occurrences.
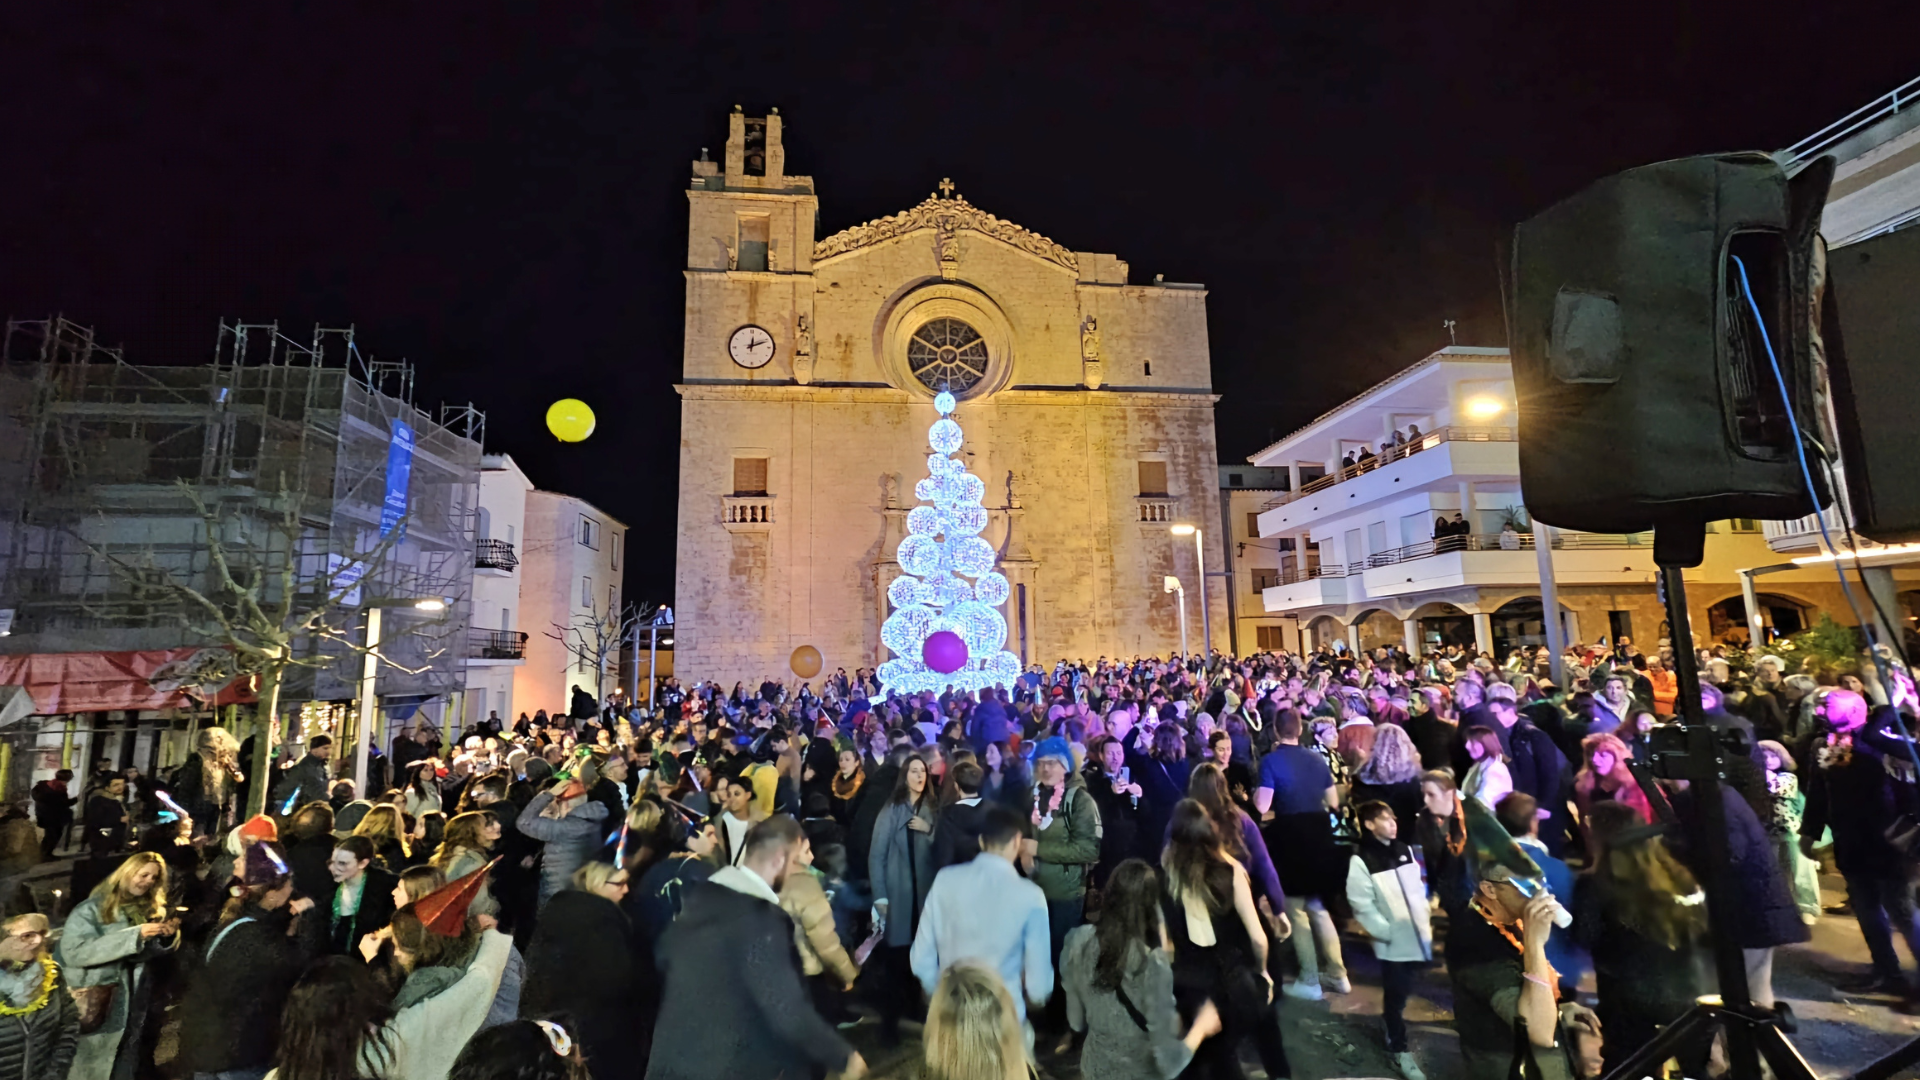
[1732,253,1920,769]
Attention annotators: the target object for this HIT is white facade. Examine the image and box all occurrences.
[460,453,533,731]
[1247,348,1863,655]
[515,490,627,716]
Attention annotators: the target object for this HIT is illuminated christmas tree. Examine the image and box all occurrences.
[877,391,1021,695]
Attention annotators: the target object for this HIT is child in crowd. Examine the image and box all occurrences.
[1346,800,1433,1080]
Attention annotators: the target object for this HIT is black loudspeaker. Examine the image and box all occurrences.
[1825,223,1920,544]
[1509,152,1834,538]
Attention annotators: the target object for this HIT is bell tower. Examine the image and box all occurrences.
[683,106,818,383]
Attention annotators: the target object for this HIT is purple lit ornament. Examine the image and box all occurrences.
[922,630,969,674]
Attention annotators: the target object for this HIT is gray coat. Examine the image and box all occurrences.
[54,897,174,1080]
[1061,924,1193,1080]
[867,800,935,947]
[516,792,608,905]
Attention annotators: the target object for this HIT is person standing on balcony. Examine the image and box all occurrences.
[1498,522,1520,550]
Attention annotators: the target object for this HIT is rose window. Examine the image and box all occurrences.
[906,318,989,394]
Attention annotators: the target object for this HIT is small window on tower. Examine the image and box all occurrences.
[1246,512,1261,537]
[1137,461,1169,497]
[737,215,770,271]
[733,457,770,496]
[743,118,767,176]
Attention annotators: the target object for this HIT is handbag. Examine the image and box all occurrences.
[70,984,115,1035]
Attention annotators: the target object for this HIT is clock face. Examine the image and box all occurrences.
[728,325,776,369]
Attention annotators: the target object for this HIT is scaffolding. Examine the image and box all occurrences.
[0,317,483,715]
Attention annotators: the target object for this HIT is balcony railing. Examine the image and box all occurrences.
[1259,425,1518,512]
[1275,563,1348,586]
[723,495,776,532]
[475,539,519,571]
[468,628,527,661]
[1137,498,1178,523]
[1360,530,1655,570]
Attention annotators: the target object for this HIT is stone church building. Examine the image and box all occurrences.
[672,108,1225,681]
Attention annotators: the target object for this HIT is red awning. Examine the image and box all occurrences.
[0,647,255,715]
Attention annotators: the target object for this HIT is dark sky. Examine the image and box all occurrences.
[2,3,1912,604]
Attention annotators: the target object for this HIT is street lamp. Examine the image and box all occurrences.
[353,596,451,796]
[1170,524,1210,658]
[1163,576,1187,656]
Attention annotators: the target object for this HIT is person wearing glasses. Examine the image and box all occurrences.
[522,862,640,1080]
[0,911,78,1080]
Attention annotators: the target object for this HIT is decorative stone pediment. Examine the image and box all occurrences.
[813,191,1078,271]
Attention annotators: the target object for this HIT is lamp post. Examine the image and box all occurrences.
[1171,524,1211,658]
[354,596,446,798]
[1163,576,1188,656]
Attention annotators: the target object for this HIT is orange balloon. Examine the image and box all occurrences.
[790,645,822,680]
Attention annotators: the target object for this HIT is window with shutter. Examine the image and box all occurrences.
[733,457,769,495]
[1137,461,1169,496]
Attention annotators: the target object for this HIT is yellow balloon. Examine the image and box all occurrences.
[546,399,596,442]
[790,645,822,680]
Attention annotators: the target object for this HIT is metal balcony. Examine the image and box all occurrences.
[475,539,519,571]
[468,628,527,661]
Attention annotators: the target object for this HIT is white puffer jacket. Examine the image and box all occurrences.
[1345,836,1433,962]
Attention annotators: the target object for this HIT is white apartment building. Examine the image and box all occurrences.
[461,454,533,731]
[515,490,627,716]
[1249,347,1866,657]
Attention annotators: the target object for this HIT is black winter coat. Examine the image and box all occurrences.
[1802,706,1919,876]
[326,867,399,956]
[176,903,323,1073]
[0,960,79,1080]
[647,880,852,1080]
[1669,786,1809,950]
[523,890,647,1080]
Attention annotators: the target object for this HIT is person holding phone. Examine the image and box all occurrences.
[57,852,179,1080]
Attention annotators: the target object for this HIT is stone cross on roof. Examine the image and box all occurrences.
[937,177,955,198]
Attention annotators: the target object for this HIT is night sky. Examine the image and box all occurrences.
[2,3,1913,604]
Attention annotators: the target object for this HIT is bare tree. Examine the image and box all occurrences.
[83,481,447,816]
[546,596,640,709]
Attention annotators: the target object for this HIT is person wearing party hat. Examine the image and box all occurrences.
[1020,736,1100,1046]
[372,860,515,1080]
[1444,795,1597,1080]
[177,841,320,1079]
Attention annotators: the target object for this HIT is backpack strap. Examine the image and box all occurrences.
[205,916,257,963]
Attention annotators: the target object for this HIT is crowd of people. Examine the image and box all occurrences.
[2,635,1916,1080]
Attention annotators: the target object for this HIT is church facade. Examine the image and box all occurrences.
[672,108,1226,681]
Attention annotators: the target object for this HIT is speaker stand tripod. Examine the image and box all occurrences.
[1592,527,1817,1080]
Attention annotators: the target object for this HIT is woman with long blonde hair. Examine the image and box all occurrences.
[353,803,411,873]
[921,963,1029,1080]
[56,851,178,1080]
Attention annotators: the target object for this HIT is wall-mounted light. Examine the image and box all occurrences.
[414,598,447,611]
[1464,395,1507,420]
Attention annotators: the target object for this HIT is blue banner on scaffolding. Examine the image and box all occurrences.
[380,419,414,539]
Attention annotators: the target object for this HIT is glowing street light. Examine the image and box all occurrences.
[1170,524,1210,657]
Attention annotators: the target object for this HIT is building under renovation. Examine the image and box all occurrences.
[0,317,482,797]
